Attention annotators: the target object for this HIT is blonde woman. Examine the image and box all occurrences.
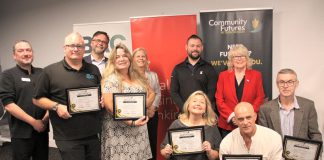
[216,44,265,137]
[132,48,161,159]
[101,43,155,159]
[161,91,221,160]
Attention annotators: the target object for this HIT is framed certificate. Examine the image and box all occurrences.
[283,135,322,160]
[222,154,262,160]
[66,86,101,114]
[113,93,146,120]
[168,126,205,156]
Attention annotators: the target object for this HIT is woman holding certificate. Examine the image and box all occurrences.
[132,48,161,160]
[101,43,155,160]
[160,91,222,160]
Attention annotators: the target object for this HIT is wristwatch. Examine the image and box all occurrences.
[51,103,59,111]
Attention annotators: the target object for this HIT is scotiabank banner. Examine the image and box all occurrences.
[200,9,273,100]
[130,15,197,160]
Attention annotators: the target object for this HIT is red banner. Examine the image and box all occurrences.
[131,15,197,160]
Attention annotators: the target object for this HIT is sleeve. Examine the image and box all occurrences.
[308,101,322,141]
[210,125,222,150]
[33,70,50,99]
[102,75,119,93]
[257,104,269,127]
[206,65,217,109]
[251,71,265,113]
[215,72,233,120]
[160,120,178,149]
[219,136,231,159]
[0,71,15,106]
[170,67,184,112]
[151,72,161,108]
[269,133,283,160]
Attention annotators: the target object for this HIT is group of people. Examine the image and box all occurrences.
[0,31,321,160]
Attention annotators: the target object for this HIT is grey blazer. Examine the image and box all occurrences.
[258,96,322,141]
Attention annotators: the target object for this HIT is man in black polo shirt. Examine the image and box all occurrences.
[0,40,49,160]
[170,34,217,113]
[33,32,101,160]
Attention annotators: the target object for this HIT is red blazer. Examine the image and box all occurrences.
[216,69,265,130]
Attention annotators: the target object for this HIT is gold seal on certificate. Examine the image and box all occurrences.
[66,86,101,114]
[283,135,322,160]
[168,126,205,156]
[113,93,146,120]
[222,154,262,160]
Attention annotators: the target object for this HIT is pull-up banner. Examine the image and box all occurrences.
[200,9,273,100]
[130,15,197,160]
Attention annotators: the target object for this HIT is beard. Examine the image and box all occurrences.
[188,50,201,60]
[93,46,106,55]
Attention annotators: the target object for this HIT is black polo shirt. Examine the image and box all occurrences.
[34,58,101,140]
[0,65,47,138]
[170,58,217,112]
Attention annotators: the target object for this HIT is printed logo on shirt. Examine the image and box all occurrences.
[21,77,31,82]
[86,74,95,80]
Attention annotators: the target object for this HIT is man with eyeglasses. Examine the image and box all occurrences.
[258,68,322,141]
[33,32,102,160]
[84,31,109,75]
[0,40,49,160]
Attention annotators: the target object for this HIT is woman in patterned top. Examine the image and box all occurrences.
[101,43,155,160]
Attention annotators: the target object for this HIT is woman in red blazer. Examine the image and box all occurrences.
[216,44,265,137]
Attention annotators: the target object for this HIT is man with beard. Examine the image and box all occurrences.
[84,31,109,75]
[170,34,217,112]
[0,40,49,160]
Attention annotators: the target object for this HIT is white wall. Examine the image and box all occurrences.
[1,0,323,147]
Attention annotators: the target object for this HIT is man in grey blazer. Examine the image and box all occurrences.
[258,68,322,141]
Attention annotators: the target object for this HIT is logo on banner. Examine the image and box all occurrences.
[83,34,127,54]
[208,18,262,34]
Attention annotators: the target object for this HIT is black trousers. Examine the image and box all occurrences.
[55,135,100,160]
[147,111,158,160]
[11,132,49,160]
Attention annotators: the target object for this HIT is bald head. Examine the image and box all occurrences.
[234,102,257,137]
[64,32,84,45]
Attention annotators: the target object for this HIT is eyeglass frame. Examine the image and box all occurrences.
[65,44,85,50]
[92,39,108,44]
[232,55,247,60]
[277,80,297,87]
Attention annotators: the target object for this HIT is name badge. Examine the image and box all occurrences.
[21,77,31,82]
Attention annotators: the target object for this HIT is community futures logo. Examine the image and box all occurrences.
[208,18,262,34]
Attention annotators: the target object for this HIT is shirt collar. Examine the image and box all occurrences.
[90,54,107,63]
[62,57,86,71]
[16,64,34,74]
[278,96,300,110]
[185,57,203,66]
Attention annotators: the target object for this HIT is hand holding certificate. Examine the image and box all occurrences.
[168,126,205,156]
[283,135,322,160]
[66,86,101,114]
[113,93,146,120]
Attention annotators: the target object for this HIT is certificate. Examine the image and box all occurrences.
[113,93,146,120]
[168,126,205,156]
[283,135,322,160]
[66,86,101,114]
[222,154,262,160]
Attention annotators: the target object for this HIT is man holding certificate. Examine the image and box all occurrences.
[219,102,283,160]
[33,32,102,160]
[258,68,322,141]
[160,91,222,160]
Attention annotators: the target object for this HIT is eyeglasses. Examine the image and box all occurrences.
[65,44,85,50]
[92,39,108,44]
[277,80,296,87]
[233,55,246,60]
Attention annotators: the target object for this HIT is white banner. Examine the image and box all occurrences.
[73,21,132,57]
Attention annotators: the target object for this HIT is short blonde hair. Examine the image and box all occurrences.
[132,47,149,71]
[179,91,217,126]
[227,44,253,70]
